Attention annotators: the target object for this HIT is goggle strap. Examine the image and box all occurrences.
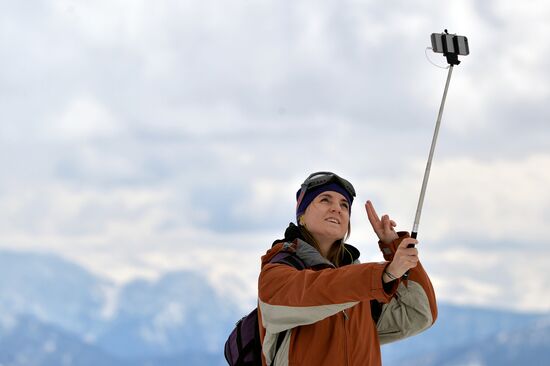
[296,185,307,210]
[304,175,356,198]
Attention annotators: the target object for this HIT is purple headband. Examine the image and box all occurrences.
[296,182,353,222]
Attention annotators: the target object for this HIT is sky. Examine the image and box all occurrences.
[1,0,549,313]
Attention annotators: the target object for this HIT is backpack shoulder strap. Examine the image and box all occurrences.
[269,249,306,271]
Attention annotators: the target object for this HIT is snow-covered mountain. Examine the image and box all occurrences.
[402,318,550,366]
[0,314,227,366]
[0,249,548,365]
[96,271,237,358]
[0,250,235,365]
[0,314,121,366]
[383,304,549,366]
[0,251,110,340]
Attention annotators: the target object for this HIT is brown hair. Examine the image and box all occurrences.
[298,217,352,268]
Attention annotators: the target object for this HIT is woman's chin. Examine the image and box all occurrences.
[321,231,346,242]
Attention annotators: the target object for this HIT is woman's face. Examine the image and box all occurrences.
[302,191,350,245]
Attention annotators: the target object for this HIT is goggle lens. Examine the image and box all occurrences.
[296,172,356,209]
[302,172,356,197]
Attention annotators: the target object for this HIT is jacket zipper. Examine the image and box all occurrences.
[343,310,349,366]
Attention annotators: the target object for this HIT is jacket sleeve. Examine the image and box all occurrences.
[258,261,398,334]
[376,259,438,344]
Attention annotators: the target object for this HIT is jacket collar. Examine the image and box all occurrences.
[273,222,360,267]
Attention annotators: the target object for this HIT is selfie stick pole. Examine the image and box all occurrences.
[403,48,461,279]
[411,64,454,241]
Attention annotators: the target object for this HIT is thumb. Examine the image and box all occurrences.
[399,238,418,249]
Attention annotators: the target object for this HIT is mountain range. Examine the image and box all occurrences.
[1,250,548,365]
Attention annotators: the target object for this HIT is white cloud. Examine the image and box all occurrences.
[232,177,296,224]
[51,97,121,140]
[366,154,550,244]
[52,0,148,46]
[0,183,190,283]
[1,0,549,314]
[424,246,550,312]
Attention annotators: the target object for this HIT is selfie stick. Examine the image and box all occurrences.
[403,31,466,279]
[410,64,454,241]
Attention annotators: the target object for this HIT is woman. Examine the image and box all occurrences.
[257,172,437,366]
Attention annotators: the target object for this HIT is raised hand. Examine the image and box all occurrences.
[365,200,399,245]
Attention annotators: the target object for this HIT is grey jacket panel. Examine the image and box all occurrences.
[376,281,433,344]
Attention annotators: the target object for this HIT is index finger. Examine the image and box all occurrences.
[365,200,381,225]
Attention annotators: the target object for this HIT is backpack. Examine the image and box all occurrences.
[224,250,306,366]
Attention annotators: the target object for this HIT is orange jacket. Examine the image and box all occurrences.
[258,236,437,366]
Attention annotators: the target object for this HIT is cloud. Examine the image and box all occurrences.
[424,245,550,312]
[0,0,549,313]
[365,153,550,245]
[51,96,121,140]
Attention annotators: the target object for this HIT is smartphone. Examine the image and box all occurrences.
[431,33,469,56]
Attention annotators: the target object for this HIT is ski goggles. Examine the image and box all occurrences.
[296,172,356,209]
